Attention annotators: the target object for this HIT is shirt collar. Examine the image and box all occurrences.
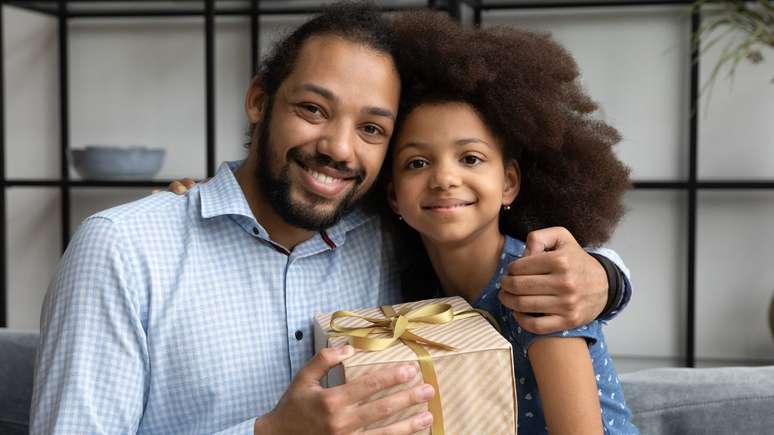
[199,159,377,244]
[199,160,255,221]
[503,234,526,258]
[470,235,526,307]
[323,207,375,246]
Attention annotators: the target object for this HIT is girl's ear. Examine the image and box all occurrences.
[387,181,401,216]
[245,74,267,124]
[503,159,520,206]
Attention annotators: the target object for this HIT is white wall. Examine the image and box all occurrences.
[4,3,774,370]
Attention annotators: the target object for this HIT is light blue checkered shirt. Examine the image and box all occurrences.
[30,161,402,434]
[30,160,631,434]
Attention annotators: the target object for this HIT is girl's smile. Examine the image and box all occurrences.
[421,198,476,213]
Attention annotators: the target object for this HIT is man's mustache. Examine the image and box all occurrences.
[287,148,365,183]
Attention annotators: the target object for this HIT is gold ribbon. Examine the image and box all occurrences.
[328,302,496,435]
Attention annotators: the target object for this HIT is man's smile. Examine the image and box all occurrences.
[294,159,357,199]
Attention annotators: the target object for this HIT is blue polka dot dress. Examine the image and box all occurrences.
[468,236,638,434]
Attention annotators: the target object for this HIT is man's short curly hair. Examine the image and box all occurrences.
[386,11,631,247]
[248,1,396,139]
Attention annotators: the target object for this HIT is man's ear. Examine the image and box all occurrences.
[245,74,267,124]
[386,181,401,216]
[503,159,520,206]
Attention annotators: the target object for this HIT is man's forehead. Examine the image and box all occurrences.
[289,35,397,85]
[281,35,400,109]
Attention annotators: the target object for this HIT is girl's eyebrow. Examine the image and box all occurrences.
[399,138,492,150]
[455,138,493,148]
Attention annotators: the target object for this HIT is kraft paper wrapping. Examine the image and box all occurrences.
[313,296,517,435]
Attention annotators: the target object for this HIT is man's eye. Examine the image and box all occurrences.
[301,104,322,115]
[406,159,427,169]
[362,124,383,136]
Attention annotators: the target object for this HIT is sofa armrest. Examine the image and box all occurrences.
[621,365,774,435]
[0,329,39,435]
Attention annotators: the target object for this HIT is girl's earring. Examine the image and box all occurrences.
[503,204,511,211]
[397,215,403,221]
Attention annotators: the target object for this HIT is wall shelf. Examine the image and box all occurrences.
[0,0,454,327]
[3,179,175,188]
[6,0,444,18]
[2,0,772,369]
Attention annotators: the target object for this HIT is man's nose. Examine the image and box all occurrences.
[316,121,356,165]
[429,160,461,190]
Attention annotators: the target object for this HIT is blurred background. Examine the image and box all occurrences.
[2,0,773,373]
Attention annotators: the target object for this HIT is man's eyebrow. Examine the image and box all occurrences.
[362,107,395,121]
[293,83,337,101]
[291,84,394,120]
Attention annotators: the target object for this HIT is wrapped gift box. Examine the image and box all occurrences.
[313,296,517,435]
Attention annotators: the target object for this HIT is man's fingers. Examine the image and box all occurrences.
[523,226,572,256]
[298,346,354,384]
[499,274,558,297]
[338,364,418,404]
[355,383,434,428]
[498,293,560,314]
[513,312,570,335]
[364,411,434,435]
[505,251,565,276]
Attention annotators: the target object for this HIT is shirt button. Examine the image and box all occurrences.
[294,330,304,341]
[252,227,259,235]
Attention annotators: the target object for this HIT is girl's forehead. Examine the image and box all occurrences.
[395,102,499,150]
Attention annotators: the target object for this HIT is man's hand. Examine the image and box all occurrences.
[254,346,435,435]
[498,227,608,334]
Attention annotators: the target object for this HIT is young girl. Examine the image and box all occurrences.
[383,12,637,434]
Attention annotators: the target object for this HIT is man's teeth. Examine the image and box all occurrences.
[307,168,341,185]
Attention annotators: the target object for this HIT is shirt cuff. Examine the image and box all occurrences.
[212,417,257,435]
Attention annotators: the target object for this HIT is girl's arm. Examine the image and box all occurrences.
[529,337,603,435]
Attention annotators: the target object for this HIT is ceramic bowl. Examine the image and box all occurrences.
[69,146,165,180]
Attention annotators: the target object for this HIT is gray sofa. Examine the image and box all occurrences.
[2,329,773,434]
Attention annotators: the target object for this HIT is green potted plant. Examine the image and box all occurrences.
[692,0,773,92]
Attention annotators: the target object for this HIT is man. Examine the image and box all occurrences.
[31,4,631,434]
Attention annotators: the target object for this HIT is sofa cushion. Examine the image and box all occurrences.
[0,329,39,435]
[622,365,774,435]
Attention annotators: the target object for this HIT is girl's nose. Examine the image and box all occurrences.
[429,162,461,190]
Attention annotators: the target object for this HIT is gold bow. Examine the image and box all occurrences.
[328,302,498,435]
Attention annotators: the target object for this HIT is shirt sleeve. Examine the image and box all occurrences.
[585,246,633,321]
[30,217,149,434]
[601,272,632,323]
[512,318,603,356]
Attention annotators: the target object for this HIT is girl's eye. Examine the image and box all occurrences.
[462,155,483,166]
[406,159,428,170]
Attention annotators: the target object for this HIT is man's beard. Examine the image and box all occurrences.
[255,113,366,232]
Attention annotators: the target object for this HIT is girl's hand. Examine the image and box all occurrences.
[167,178,198,195]
[498,227,608,335]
